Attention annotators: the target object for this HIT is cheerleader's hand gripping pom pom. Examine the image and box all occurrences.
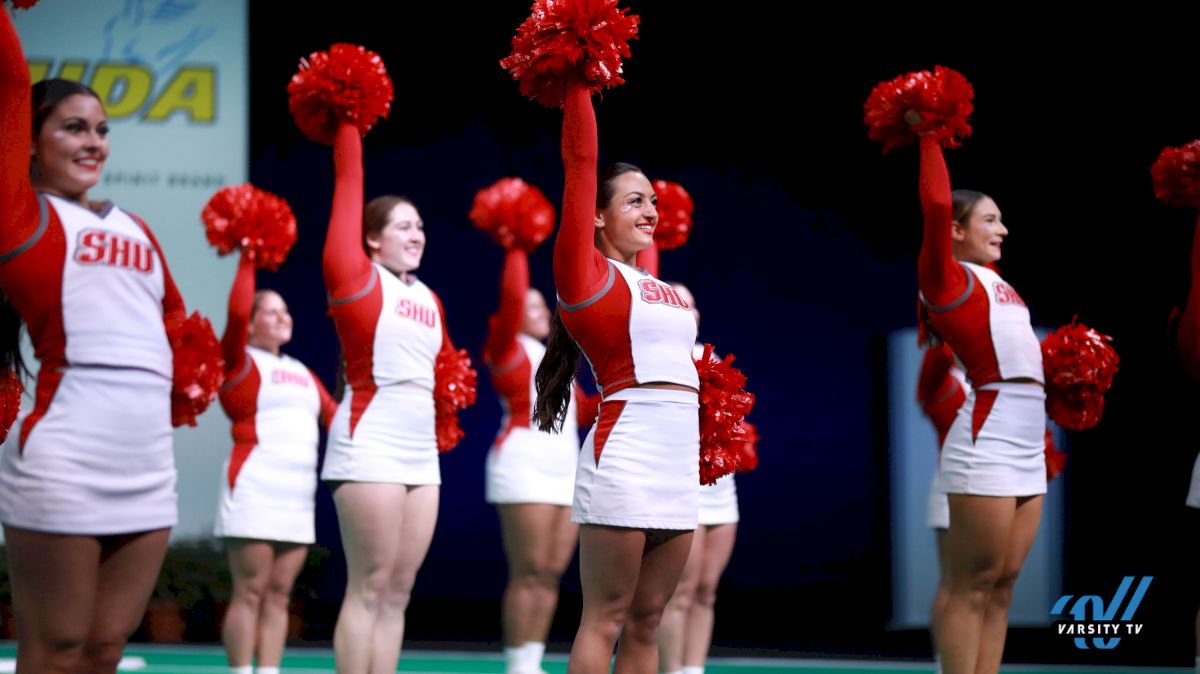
[1041,319,1119,431]
[167,312,225,428]
[469,178,556,252]
[202,184,298,271]
[695,343,755,485]
[435,348,478,452]
[501,0,640,108]
[288,43,393,145]
[864,65,974,154]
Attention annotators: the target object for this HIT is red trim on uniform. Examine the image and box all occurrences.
[489,351,533,452]
[311,368,337,428]
[971,388,999,443]
[219,360,261,490]
[561,278,637,395]
[929,270,1004,387]
[330,280,384,437]
[227,441,255,491]
[19,364,63,453]
[592,399,626,465]
[348,384,378,439]
[4,205,70,454]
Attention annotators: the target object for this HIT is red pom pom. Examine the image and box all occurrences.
[1041,319,1119,431]
[435,348,477,452]
[202,184,298,271]
[1,369,23,444]
[695,343,755,485]
[167,312,225,428]
[288,43,393,146]
[1044,429,1067,481]
[652,180,694,250]
[10,0,39,9]
[864,66,974,154]
[469,177,556,251]
[735,420,759,473]
[1151,141,1200,209]
[500,0,640,109]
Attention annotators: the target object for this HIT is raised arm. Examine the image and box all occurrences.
[221,253,254,377]
[0,11,39,253]
[554,81,611,305]
[485,249,527,368]
[322,123,374,301]
[916,136,968,307]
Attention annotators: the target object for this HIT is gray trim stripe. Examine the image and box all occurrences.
[923,262,976,313]
[220,355,254,392]
[329,267,379,306]
[559,262,615,312]
[0,194,50,265]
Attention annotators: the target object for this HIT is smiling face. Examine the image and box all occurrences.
[31,93,109,203]
[247,290,293,352]
[595,170,658,263]
[366,200,426,274]
[952,195,1008,265]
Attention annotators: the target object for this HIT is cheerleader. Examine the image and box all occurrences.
[215,251,336,674]
[915,127,1047,674]
[0,11,191,672]
[530,77,700,674]
[652,280,739,674]
[484,244,598,674]
[318,122,465,672]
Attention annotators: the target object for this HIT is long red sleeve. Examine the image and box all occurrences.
[323,123,373,301]
[432,291,456,355]
[554,82,610,305]
[1178,214,1200,381]
[0,11,39,253]
[917,136,968,307]
[311,369,337,428]
[485,249,527,368]
[636,244,659,277]
[221,254,254,377]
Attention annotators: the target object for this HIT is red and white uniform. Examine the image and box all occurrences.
[917,137,1046,498]
[0,14,183,533]
[214,258,335,543]
[484,250,598,506]
[556,83,700,530]
[319,124,459,485]
[917,344,969,530]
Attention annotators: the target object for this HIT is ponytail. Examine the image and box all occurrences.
[533,308,581,432]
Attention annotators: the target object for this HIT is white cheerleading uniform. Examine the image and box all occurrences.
[0,194,179,534]
[562,260,700,530]
[699,474,739,526]
[926,366,967,531]
[924,261,1046,497]
[486,334,579,506]
[215,347,334,543]
[322,263,447,485]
